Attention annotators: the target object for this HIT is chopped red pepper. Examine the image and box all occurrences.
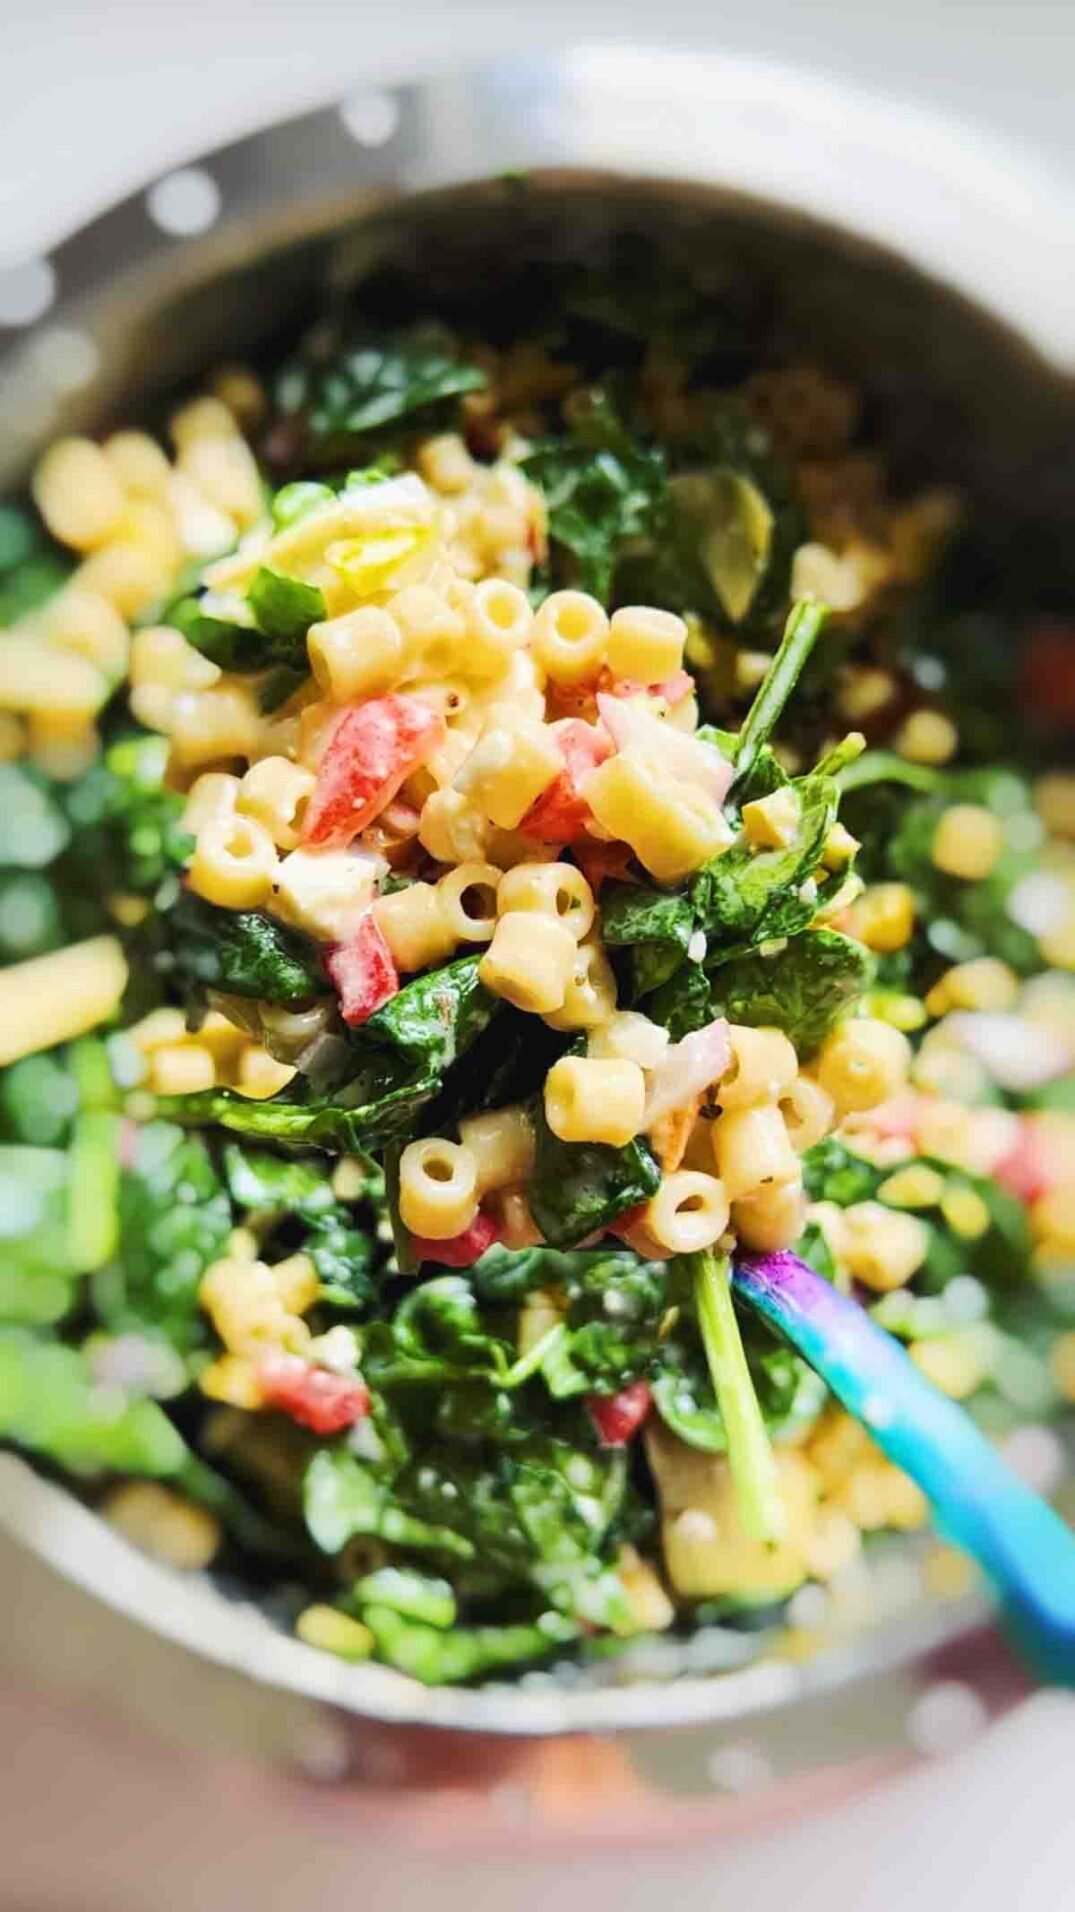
[521,718,612,845]
[410,1211,502,1269]
[302,694,444,849]
[587,1380,652,1447]
[572,837,636,895]
[257,1355,370,1435]
[325,913,399,1026]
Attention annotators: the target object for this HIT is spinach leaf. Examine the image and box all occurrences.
[155,1076,436,1156]
[274,327,486,465]
[652,1298,826,1456]
[388,1276,515,1381]
[47,734,191,945]
[0,763,70,869]
[523,429,667,603]
[528,1104,661,1249]
[667,411,805,634]
[157,893,326,1006]
[802,1137,884,1207]
[647,928,872,1051]
[303,1448,476,1559]
[359,955,496,1077]
[0,504,70,625]
[360,1605,577,1685]
[689,774,838,949]
[601,881,697,998]
[92,1122,233,1350]
[0,1329,187,1477]
[167,597,265,672]
[246,568,326,653]
[169,569,326,674]
[222,1145,335,1217]
[0,1145,77,1324]
[707,930,874,1054]
[349,1566,457,1629]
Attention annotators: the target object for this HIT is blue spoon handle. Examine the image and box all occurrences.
[734,1250,1075,1685]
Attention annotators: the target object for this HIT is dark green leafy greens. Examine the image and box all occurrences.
[272,327,487,468]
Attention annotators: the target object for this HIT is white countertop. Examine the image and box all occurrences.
[1,4,1072,1904]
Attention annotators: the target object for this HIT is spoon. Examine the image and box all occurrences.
[733,1249,1075,1685]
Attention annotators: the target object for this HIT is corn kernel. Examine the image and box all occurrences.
[237,1045,296,1100]
[846,882,916,954]
[925,957,1019,1016]
[103,1481,221,1571]
[296,1606,374,1660]
[911,1332,990,1399]
[821,821,860,870]
[894,708,959,766]
[940,1184,991,1240]
[877,1164,946,1210]
[1035,773,1075,840]
[741,786,801,850]
[837,667,894,723]
[931,804,1004,881]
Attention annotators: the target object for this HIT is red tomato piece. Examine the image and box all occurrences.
[257,1355,371,1435]
[521,719,612,845]
[302,694,444,849]
[325,913,399,1027]
[587,1380,652,1447]
[411,1211,502,1269]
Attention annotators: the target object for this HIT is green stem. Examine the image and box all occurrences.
[67,1039,120,1275]
[814,730,866,778]
[503,1321,568,1389]
[692,1249,786,1544]
[732,599,830,788]
[836,750,944,796]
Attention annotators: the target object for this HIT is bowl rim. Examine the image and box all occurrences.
[0,47,1055,1733]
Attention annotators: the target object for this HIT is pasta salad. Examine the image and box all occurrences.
[0,241,1072,1686]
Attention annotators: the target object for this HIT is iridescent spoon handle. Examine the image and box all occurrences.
[733,1250,1075,1685]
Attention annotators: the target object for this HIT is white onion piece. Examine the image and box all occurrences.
[596,692,733,803]
[644,1017,731,1127]
[945,1012,1074,1093]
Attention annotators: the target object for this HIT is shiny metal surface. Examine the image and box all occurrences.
[0,51,1071,1737]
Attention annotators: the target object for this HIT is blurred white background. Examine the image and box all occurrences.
[0,1,1072,1906]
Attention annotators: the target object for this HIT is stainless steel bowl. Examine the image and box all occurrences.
[0,51,1072,1751]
